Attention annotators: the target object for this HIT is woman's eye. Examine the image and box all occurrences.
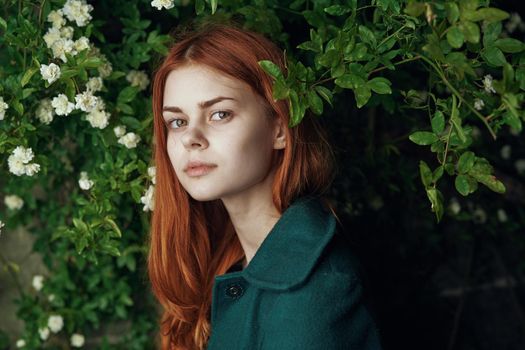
[168,119,187,129]
[210,110,232,121]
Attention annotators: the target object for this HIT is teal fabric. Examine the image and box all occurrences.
[206,195,383,349]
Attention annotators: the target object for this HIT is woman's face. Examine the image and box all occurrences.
[162,64,285,202]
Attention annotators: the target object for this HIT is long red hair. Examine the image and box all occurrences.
[148,20,336,349]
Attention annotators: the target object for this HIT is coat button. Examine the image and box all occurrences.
[225,283,244,299]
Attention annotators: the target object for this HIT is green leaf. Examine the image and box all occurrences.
[367,77,392,94]
[431,111,445,134]
[447,26,464,48]
[433,165,444,182]
[307,89,323,115]
[314,86,333,107]
[457,151,475,174]
[117,86,139,104]
[469,173,505,193]
[324,5,351,16]
[288,89,301,127]
[482,46,506,66]
[0,16,6,31]
[404,2,425,17]
[455,174,471,196]
[425,187,444,222]
[334,74,365,89]
[358,25,376,47]
[259,60,285,80]
[476,8,509,23]
[460,21,480,44]
[445,2,460,23]
[354,85,371,108]
[272,80,289,100]
[210,0,218,14]
[495,38,525,53]
[195,0,205,15]
[409,131,439,145]
[419,160,433,187]
[21,66,38,87]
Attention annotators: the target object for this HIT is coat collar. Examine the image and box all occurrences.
[239,195,336,291]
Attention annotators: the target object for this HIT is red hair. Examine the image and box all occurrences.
[148,20,336,349]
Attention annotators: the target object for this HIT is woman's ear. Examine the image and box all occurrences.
[272,118,286,150]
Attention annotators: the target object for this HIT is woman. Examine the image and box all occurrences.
[148,20,382,350]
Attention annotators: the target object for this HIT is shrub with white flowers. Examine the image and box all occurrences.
[1,1,524,349]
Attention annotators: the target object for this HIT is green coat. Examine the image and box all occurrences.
[207,195,383,349]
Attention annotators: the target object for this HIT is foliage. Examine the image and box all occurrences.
[0,0,523,349]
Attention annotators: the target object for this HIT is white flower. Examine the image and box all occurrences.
[62,0,93,27]
[97,57,112,78]
[24,163,41,176]
[47,315,64,333]
[36,99,55,124]
[47,9,65,28]
[483,74,496,94]
[113,125,126,138]
[141,185,155,211]
[148,166,156,184]
[78,171,94,190]
[75,90,99,112]
[16,339,26,348]
[473,98,484,111]
[60,26,75,40]
[4,195,24,210]
[70,333,85,347]
[151,0,175,10]
[51,38,75,62]
[0,220,4,236]
[0,96,8,121]
[43,27,62,48]
[472,206,487,224]
[500,144,511,160]
[86,107,110,129]
[39,327,50,340]
[7,146,41,176]
[32,275,44,291]
[86,77,103,92]
[52,94,75,116]
[74,36,90,53]
[126,70,150,91]
[515,159,525,175]
[118,132,141,149]
[497,208,508,223]
[40,63,61,84]
[48,294,56,302]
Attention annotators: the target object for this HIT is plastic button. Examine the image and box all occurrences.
[225,283,244,299]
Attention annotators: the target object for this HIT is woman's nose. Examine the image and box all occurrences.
[180,125,209,150]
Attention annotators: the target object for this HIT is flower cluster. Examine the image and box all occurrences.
[78,171,94,190]
[140,166,156,211]
[126,70,150,91]
[36,99,55,124]
[151,0,175,10]
[114,125,141,148]
[40,63,61,84]
[4,195,24,210]
[0,96,9,120]
[7,146,41,176]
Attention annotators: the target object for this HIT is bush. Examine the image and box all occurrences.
[0,0,524,349]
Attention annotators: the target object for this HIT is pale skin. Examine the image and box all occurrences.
[162,64,287,269]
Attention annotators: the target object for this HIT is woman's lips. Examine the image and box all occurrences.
[185,165,217,177]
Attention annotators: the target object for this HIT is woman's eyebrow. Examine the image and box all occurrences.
[162,96,237,113]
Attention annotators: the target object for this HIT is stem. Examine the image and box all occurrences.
[376,24,407,49]
[369,55,422,75]
[419,55,497,140]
